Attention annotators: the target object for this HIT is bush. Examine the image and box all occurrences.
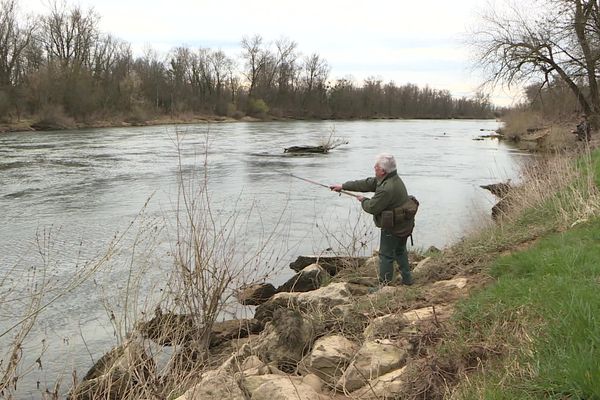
[246,98,269,117]
[124,105,151,125]
[500,109,545,140]
[33,104,75,130]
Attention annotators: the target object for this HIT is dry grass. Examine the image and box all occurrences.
[500,110,585,152]
[396,146,600,400]
[417,147,599,287]
[500,110,546,140]
[64,129,294,399]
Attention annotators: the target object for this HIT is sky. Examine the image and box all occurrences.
[18,0,520,106]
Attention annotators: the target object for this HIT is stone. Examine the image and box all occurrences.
[174,371,245,400]
[349,367,408,399]
[402,305,450,324]
[70,338,154,399]
[277,263,329,293]
[289,256,367,275]
[254,282,359,327]
[363,314,410,340]
[301,334,359,383]
[253,308,315,371]
[336,339,409,392]
[210,318,262,347]
[237,283,277,305]
[243,374,328,400]
[433,277,468,289]
[412,256,431,275]
[136,312,198,346]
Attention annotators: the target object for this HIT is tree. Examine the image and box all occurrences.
[39,2,100,71]
[240,34,269,99]
[0,0,36,119]
[301,53,329,116]
[0,0,35,87]
[209,49,235,114]
[471,0,600,123]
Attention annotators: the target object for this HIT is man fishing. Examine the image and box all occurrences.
[329,153,414,287]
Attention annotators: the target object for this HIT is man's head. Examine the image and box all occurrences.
[374,153,396,178]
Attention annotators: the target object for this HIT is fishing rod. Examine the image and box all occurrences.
[279,171,360,198]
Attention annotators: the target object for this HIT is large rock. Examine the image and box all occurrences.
[402,305,451,324]
[70,338,154,399]
[412,256,431,275]
[174,371,245,400]
[363,314,410,340]
[289,256,367,275]
[336,339,410,392]
[349,367,408,399]
[210,318,262,347]
[136,312,198,345]
[237,283,277,305]
[433,277,468,290]
[277,263,329,293]
[300,334,359,383]
[254,282,362,326]
[253,308,315,372]
[242,374,328,400]
[137,312,260,348]
[276,282,365,309]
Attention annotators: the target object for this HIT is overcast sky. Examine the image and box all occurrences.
[18,0,518,106]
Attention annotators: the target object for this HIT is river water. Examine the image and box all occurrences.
[0,119,528,395]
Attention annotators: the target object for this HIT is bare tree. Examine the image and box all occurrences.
[471,0,600,121]
[209,49,235,113]
[301,53,329,115]
[240,34,269,99]
[39,1,100,71]
[0,0,35,87]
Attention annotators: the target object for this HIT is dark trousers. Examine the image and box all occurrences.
[379,229,412,285]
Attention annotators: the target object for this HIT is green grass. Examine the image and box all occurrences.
[452,219,600,399]
[443,149,600,399]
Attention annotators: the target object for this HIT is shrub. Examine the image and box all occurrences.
[33,104,75,130]
[246,98,269,117]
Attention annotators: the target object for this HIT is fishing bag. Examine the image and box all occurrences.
[380,195,419,238]
[394,195,419,224]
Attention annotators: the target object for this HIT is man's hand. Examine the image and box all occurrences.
[356,195,365,202]
[329,184,343,192]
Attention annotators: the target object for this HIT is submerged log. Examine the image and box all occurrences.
[477,133,504,139]
[284,145,328,154]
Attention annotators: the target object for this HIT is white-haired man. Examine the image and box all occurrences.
[330,153,414,286]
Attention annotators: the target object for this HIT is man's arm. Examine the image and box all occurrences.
[360,187,393,215]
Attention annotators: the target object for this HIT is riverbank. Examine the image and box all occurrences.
[0,113,261,134]
[63,147,599,398]
[2,118,597,398]
[0,112,501,135]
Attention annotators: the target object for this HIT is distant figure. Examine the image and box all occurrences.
[573,114,591,142]
[330,153,415,287]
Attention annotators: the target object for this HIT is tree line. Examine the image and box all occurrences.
[0,0,494,127]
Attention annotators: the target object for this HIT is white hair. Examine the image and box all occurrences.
[375,153,396,173]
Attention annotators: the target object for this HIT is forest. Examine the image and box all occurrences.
[0,0,494,129]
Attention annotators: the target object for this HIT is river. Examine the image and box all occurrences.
[0,119,528,396]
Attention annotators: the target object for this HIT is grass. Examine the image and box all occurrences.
[398,147,600,400]
[429,148,600,399]
[451,219,600,399]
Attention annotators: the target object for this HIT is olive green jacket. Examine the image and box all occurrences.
[342,170,412,235]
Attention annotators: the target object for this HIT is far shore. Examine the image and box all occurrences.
[0,113,499,134]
